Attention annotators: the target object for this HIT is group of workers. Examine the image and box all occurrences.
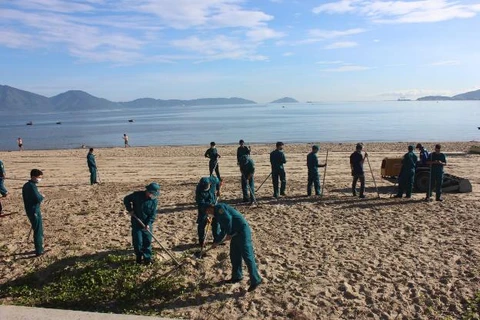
[0,140,448,293]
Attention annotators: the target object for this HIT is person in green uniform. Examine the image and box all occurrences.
[239,155,255,204]
[22,169,45,256]
[426,144,447,201]
[195,176,222,246]
[350,143,367,198]
[86,148,98,185]
[394,145,418,198]
[306,145,327,196]
[123,183,160,264]
[0,160,9,215]
[207,203,262,292]
[205,142,221,179]
[270,141,287,198]
[237,140,251,165]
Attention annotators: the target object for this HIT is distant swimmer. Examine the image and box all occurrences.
[123,133,130,148]
[17,137,23,151]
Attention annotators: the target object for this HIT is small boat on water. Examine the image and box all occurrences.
[128,119,134,123]
[26,121,33,126]
[56,121,62,125]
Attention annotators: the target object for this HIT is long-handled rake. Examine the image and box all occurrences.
[321,150,329,198]
[255,172,272,193]
[130,213,181,266]
[366,156,380,198]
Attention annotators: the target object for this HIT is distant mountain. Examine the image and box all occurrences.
[417,89,480,101]
[51,90,120,111]
[452,89,480,100]
[271,97,299,103]
[417,96,452,101]
[0,85,53,113]
[121,97,255,108]
[0,85,257,113]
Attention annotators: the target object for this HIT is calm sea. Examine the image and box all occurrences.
[0,101,479,150]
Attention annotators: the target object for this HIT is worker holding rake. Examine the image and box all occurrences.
[239,155,255,204]
[195,176,222,246]
[207,203,262,292]
[123,182,160,264]
[350,143,367,198]
[307,145,327,196]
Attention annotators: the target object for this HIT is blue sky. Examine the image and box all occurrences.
[1,0,480,103]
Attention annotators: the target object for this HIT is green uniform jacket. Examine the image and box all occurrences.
[240,158,255,177]
[22,180,44,215]
[214,203,249,240]
[270,150,286,170]
[124,191,158,227]
[0,160,5,178]
[429,152,447,173]
[205,147,220,163]
[195,176,220,206]
[87,153,96,168]
[307,152,319,173]
[237,146,251,164]
[402,151,418,171]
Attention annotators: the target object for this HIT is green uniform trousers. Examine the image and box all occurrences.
[230,226,262,286]
[131,222,153,260]
[27,212,44,255]
[89,167,97,185]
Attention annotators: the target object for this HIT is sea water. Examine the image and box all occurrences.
[0,101,478,150]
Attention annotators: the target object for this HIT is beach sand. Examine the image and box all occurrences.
[0,142,479,319]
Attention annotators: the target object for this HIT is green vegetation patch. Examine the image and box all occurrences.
[0,253,186,315]
[462,291,480,320]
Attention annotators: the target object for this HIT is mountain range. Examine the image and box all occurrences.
[0,85,258,114]
[417,89,480,101]
[270,97,299,103]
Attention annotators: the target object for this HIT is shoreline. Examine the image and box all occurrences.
[1,140,478,153]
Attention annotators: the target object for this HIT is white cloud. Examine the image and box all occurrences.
[246,27,285,42]
[0,0,282,63]
[316,60,344,64]
[430,60,461,66]
[313,0,480,24]
[297,28,366,44]
[171,35,268,61]
[283,52,294,56]
[313,0,357,14]
[322,65,371,72]
[0,29,39,48]
[135,0,273,29]
[308,28,366,39]
[324,41,358,49]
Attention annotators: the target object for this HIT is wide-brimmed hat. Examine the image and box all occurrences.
[145,182,160,196]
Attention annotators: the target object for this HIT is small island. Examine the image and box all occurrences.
[270,97,299,103]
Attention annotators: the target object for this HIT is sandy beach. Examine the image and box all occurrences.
[0,142,479,319]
